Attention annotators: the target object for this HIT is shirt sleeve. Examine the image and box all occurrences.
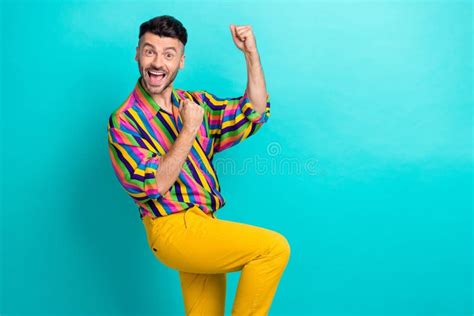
[107,112,163,203]
[200,90,271,153]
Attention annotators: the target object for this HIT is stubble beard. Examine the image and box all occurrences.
[139,61,179,96]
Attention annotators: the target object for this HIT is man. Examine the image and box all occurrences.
[107,15,290,315]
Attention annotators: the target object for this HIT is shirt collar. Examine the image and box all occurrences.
[133,77,183,119]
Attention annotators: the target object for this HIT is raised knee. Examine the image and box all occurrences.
[269,232,291,260]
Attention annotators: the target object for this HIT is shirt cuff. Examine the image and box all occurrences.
[143,155,162,199]
[238,91,271,124]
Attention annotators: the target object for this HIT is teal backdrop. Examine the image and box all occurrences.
[1,0,472,315]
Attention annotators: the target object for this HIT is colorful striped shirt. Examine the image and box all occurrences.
[107,78,271,219]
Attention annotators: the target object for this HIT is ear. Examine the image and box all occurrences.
[135,46,139,62]
[179,53,185,69]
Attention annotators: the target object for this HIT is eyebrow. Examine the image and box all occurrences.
[142,42,177,52]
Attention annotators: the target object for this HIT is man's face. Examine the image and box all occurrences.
[135,32,185,96]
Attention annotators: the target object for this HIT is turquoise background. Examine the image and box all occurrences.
[1,0,472,315]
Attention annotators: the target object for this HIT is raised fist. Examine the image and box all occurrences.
[179,98,204,134]
[230,24,258,55]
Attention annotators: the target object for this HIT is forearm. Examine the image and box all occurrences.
[155,127,197,195]
[244,51,268,115]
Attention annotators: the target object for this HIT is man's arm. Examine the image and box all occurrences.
[148,97,204,195]
[244,51,268,116]
[107,107,199,201]
[108,113,165,202]
[199,89,270,153]
[154,126,196,195]
[231,24,269,115]
[198,26,271,153]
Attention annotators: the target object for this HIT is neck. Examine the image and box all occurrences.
[140,77,174,113]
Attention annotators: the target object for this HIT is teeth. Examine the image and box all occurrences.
[149,70,165,76]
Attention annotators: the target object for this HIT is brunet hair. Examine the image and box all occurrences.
[138,15,187,52]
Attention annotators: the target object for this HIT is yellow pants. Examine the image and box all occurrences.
[142,205,291,316]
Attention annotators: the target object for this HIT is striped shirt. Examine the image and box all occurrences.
[107,78,271,219]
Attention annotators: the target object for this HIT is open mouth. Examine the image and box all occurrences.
[147,70,167,85]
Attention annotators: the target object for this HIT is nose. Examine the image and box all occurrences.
[151,53,165,69]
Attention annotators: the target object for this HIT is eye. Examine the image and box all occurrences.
[165,53,174,59]
[144,49,154,56]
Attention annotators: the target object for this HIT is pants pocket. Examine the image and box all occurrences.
[150,211,190,253]
[183,207,213,238]
[143,214,178,253]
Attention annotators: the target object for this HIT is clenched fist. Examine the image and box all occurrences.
[179,98,204,135]
[230,24,258,55]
